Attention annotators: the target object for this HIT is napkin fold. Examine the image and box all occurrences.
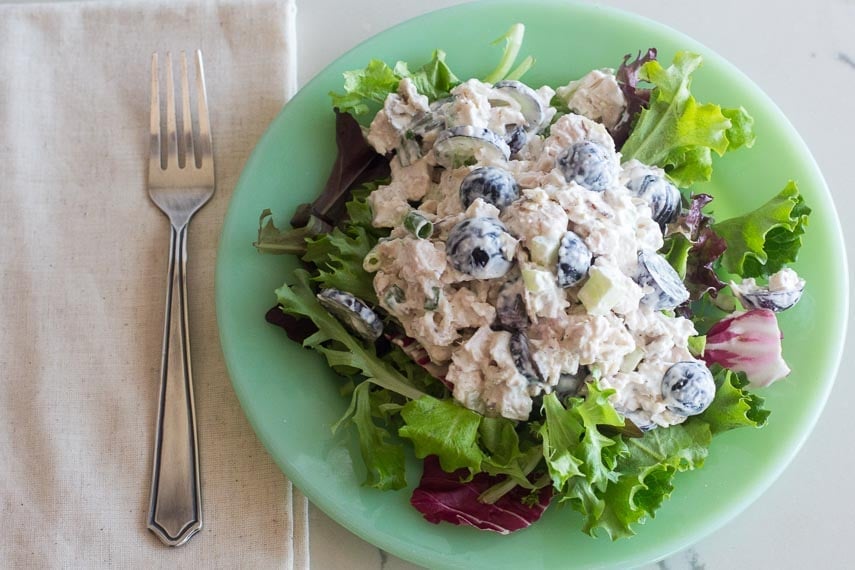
[0,0,309,567]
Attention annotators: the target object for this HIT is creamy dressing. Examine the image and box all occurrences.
[362,76,705,425]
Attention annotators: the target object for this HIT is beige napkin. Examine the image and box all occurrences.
[0,0,310,567]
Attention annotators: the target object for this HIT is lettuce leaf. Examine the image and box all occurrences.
[302,224,377,304]
[410,455,553,535]
[713,181,811,277]
[398,396,529,478]
[542,370,769,539]
[394,50,460,101]
[330,50,460,117]
[293,110,391,228]
[539,384,626,497]
[263,186,389,343]
[722,106,757,150]
[329,59,402,116]
[539,386,627,529]
[380,344,450,398]
[274,269,427,401]
[621,52,755,187]
[334,382,407,490]
[611,48,657,147]
[539,393,584,489]
[295,185,386,304]
[330,23,533,116]
[589,421,711,539]
[698,367,770,434]
[253,208,332,255]
[478,416,524,470]
[258,109,390,256]
[664,193,727,300]
[663,233,692,278]
[399,396,486,474]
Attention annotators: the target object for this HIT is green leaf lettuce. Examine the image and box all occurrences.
[334,382,407,490]
[621,51,755,187]
[714,180,811,277]
[274,269,426,401]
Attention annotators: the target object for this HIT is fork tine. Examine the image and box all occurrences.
[150,53,161,170]
[194,50,213,166]
[164,52,179,168]
[179,52,194,169]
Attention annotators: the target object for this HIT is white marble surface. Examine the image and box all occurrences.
[298,0,855,568]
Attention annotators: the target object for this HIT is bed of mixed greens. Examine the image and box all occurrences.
[253,25,810,539]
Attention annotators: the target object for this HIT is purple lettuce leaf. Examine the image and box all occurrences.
[410,455,553,535]
[682,193,714,235]
[667,194,727,302]
[290,109,390,228]
[686,194,727,299]
[265,304,317,344]
[703,309,791,387]
[611,48,657,148]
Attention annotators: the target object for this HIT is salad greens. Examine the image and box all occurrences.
[411,455,553,534]
[330,23,534,118]
[330,50,461,117]
[621,51,755,187]
[704,310,793,387]
[275,269,426,402]
[257,25,810,539]
[335,381,408,490]
[400,396,491,474]
[330,59,403,117]
[482,23,535,84]
[663,193,728,301]
[714,180,811,277]
[611,48,657,146]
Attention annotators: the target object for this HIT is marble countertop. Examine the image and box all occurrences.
[299,0,854,568]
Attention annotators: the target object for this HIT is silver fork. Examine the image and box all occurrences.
[146,50,214,547]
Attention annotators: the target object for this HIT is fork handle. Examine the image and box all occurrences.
[147,223,203,546]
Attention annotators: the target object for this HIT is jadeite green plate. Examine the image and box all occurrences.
[216,1,847,568]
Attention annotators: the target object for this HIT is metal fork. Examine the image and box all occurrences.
[146,50,214,547]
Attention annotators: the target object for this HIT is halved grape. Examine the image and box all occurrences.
[492,80,547,131]
[445,217,515,279]
[459,167,520,211]
[626,173,681,226]
[317,288,383,341]
[556,230,592,288]
[503,124,528,155]
[737,288,804,312]
[495,274,528,331]
[433,126,510,169]
[556,141,615,192]
[661,361,716,416]
[731,274,806,312]
[635,250,690,310]
[509,331,544,385]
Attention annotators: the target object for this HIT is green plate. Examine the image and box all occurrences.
[216,1,847,568]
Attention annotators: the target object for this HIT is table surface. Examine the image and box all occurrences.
[298,0,854,568]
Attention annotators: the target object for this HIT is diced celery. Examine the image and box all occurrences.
[521,267,554,293]
[528,236,560,266]
[620,348,645,373]
[578,266,624,315]
[688,335,706,358]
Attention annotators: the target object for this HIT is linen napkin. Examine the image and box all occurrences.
[0,0,310,567]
